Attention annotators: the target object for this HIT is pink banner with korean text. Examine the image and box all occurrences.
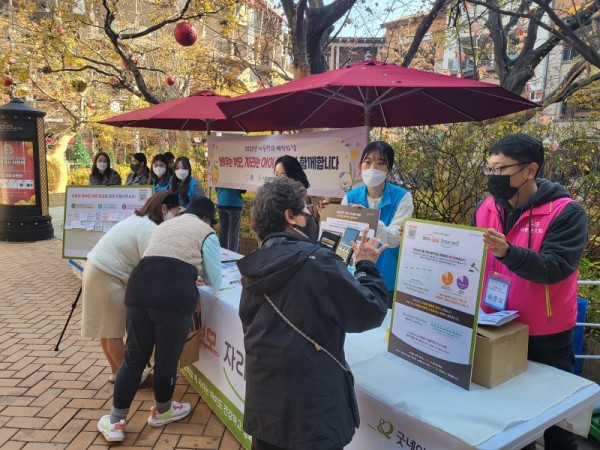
[206,127,369,198]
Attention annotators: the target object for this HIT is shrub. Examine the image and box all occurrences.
[68,167,90,185]
[240,191,255,239]
[578,258,600,336]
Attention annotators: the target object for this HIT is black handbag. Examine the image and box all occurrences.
[263,293,360,428]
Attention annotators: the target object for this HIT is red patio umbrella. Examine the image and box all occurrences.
[99,90,272,134]
[219,60,538,130]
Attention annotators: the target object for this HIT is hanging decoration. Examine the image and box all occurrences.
[121,56,139,67]
[174,22,198,46]
[15,85,29,97]
[71,77,88,93]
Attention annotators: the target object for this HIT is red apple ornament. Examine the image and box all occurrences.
[3,75,14,87]
[165,76,175,86]
[121,56,138,67]
[174,22,198,46]
[7,57,15,65]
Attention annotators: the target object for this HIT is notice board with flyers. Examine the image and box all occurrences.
[62,185,153,259]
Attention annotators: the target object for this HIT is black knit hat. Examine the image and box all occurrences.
[163,192,180,210]
[183,196,217,225]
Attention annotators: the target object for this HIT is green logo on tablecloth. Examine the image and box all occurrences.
[181,365,251,449]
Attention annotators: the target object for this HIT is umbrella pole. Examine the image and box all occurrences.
[205,123,212,201]
[364,106,372,141]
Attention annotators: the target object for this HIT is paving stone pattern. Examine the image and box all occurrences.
[0,238,244,450]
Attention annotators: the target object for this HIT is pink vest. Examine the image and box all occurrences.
[476,196,578,335]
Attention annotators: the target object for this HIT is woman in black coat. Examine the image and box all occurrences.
[238,177,388,450]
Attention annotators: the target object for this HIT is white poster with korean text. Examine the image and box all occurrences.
[388,219,487,390]
[206,127,369,198]
[62,185,154,259]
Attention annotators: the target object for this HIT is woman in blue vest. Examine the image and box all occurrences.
[170,156,206,209]
[343,141,414,307]
[149,154,172,192]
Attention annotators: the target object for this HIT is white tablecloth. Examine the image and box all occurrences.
[345,314,600,448]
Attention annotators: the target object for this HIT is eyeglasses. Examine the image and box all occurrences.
[483,162,531,176]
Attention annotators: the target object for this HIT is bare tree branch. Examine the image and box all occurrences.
[401,0,450,68]
[532,0,600,67]
[548,70,600,104]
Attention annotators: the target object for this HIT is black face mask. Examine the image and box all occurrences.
[130,163,140,172]
[487,175,519,200]
[293,212,319,240]
[489,171,533,201]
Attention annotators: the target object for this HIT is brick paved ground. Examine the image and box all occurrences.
[0,238,244,450]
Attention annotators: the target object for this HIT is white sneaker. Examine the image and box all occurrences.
[139,365,152,386]
[147,401,191,427]
[97,415,125,442]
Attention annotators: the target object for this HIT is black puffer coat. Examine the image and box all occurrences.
[238,232,387,450]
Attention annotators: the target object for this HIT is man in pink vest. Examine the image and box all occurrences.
[472,134,587,450]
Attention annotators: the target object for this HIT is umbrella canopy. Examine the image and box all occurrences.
[219,60,538,130]
[99,90,262,134]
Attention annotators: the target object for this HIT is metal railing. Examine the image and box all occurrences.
[575,280,600,360]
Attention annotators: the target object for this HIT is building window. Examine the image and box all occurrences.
[562,45,578,61]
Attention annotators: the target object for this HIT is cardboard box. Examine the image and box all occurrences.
[472,321,529,388]
[179,299,202,368]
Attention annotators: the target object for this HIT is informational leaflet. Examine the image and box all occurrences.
[318,204,380,264]
[477,308,519,326]
[388,219,487,390]
[62,185,154,259]
[319,203,380,239]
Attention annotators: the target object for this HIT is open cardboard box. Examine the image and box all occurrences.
[472,321,529,388]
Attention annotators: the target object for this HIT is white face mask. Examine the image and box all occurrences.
[175,169,189,180]
[96,162,108,171]
[153,166,166,177]
[361,168,388,187]
[163,211,175,221]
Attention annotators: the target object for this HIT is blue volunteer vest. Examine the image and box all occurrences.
[346,182,408,291]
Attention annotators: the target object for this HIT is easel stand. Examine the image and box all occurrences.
[55,286,81,351]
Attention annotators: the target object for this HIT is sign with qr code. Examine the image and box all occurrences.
[62,185,154,259]
[389,218,487,390]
